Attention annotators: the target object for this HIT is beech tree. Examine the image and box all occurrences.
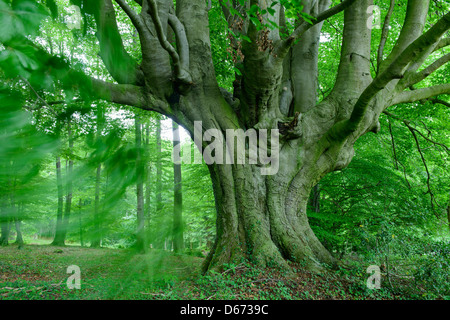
[2,0,450,271]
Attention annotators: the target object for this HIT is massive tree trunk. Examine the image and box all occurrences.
[203,163,337,271]
[51,0,450,271]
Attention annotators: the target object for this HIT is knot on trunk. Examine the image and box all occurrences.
[277,112,301,139]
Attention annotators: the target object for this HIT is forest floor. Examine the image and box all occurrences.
[0,244,445,300]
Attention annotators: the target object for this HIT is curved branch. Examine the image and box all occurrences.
[114,0,146,35]
[147,0,192,85]
[93,0,144,85]
[168,13,190,71]
[91,78,170,114]
[431,98,450,108]
[328,11,450,141]
[403,53,450,87]
[434,37,450,52]
[391,83,450,105]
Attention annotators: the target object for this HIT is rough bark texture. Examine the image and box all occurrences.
[65,0,450,271]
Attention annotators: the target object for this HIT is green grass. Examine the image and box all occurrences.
[0,244,448,300]
[0,244,202,300]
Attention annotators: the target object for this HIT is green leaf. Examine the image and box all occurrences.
[12,0,48,36]
[0,0,48,43]
[0,1,16,42]
[15,49,39,70]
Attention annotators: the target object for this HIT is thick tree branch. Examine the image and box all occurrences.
[114,0,147,35]
[274,0,357,59]
[392,83,450,105]
[434,37,450,52]
[91,79,145,107]
[379,0,430,73]
[328,11,450,141]
[147,0,192,85]
[402,53,450,87]
[93,0,144,85]
[168,13,190,72]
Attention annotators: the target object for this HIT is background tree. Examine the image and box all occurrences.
[172,120,183,253]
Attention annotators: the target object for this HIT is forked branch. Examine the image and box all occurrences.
[146,0,192,85]
[274,0,357,59]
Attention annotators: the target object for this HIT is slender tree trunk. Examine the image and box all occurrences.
[91,105,104,248]
[91,164,102,248]
[172,121,183,253]
[79,198,84,247]
[155,118,163,212]
[61,121,74,243]
[14,218,24,247]
[0,194,10,246]
[135,113,146,252]
[144,123,152,223]
[12,197,23,247]
[154,117,163,249]
[52,156,65,246]
[447,190,450,232]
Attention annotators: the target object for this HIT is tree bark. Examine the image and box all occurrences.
[447,190,450,232]
[144,122,152,223]
[152,117,163,249]
[0,194,10,246]
[172,121,183,253]
[155,118,163,213]
[202,163,336,273]
[91,105,105,248]
[12,195,23,246]
[61,121,74,244]
[135,113,146,252]
[52,155,65,246]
